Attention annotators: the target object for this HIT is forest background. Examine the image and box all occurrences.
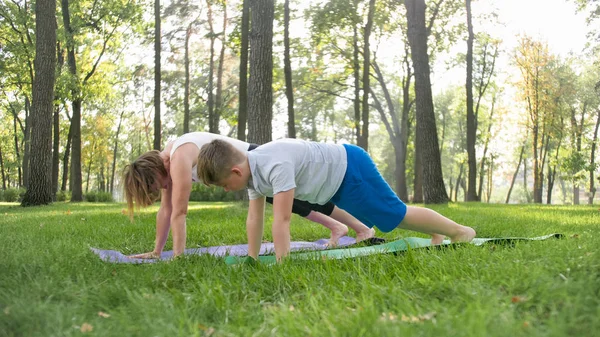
[1,0,600,206]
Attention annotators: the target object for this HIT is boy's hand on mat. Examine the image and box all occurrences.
[128,251,160,259]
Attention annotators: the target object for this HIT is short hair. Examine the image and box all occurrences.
[197,139,246,186]
[122,150,168,220]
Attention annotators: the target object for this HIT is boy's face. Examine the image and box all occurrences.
[217,169,246,192]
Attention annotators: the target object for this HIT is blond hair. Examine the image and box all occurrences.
[122,150,168,220]
[197,139,246,186]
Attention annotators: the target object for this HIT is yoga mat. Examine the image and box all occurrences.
[224,233,564,266]
[91,236,379,264]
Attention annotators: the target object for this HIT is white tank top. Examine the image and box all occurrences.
[169,132,250,182]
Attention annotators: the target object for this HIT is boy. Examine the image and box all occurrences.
[197,138,476,261]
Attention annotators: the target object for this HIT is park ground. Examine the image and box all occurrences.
[0,201,598,336]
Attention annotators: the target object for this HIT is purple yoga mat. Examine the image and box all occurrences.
[91,236,357,264]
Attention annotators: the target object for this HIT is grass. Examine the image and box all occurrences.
[0,201,598,337]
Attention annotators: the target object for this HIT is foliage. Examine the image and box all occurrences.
[0,188,24,202]
[0,202,599,336]
[84,191,114,202]
[188,183,236,202]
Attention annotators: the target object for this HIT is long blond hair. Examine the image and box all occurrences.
[122,150,168,220]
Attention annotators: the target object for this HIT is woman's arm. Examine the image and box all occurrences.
[169,144,196,257]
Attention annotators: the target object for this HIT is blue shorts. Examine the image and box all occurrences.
[330,144,407,232]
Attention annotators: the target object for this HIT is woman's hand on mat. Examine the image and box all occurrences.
[128,251,160,259]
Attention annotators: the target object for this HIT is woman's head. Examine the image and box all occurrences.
[123,150,168,220]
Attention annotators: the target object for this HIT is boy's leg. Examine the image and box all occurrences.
[398,205,476,244]
[266,197,349,245]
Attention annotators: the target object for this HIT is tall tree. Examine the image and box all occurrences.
[154,0,162,149]
[214,0,228,136]
[206,0,217,133]
[358,0,376,151]
[464,0,477,201]
[404,0,449,203]
[237,0,250,141]
[283,0,296,138]
[22,0,57,205]
[247,0,274,144]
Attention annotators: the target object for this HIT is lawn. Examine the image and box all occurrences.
[0,201,598,336]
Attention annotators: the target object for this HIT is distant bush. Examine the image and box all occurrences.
[56,190,71,202]
[189,184,236,202]
[1,188,24,202]
[84,191,113,202]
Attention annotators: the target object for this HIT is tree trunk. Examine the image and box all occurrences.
[477,96,495,198]
[247,0,274,144]
[589,109,600,204]
[61,0,83,201]
[506,143,524,204]
[183,23,191,134]
[358,0,376,151]
[69,99,83,201]
[404,0,449,204]
[465,0,478,201]
[12,115,22,187]
[0,145,6,189]
[237,0,250,141]
[61,113,73,192]
[154,0,162,150]
[52,44,64,199]
[215,1,227,136]
[110,110,125,194]
[283,0,296,138]
[22,97,31,189]
[85,139,96,194]
[353,0,361,146]
[21,0,57,206]
[207,0,217,133]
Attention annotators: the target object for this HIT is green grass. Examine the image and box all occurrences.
[0,201,598,337]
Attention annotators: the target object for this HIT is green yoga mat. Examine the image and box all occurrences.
[225,233,563,266]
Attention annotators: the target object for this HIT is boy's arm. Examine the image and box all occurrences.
[246,196,266,259]
[272,189,294,261]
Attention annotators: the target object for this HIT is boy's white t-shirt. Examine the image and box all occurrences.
[169,132,250,182]
[246,138,347,204]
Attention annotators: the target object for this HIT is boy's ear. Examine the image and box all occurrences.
[231,166,243,176]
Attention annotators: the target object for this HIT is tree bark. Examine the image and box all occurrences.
[22,97,31,189]
[61,112,72,192]
[206,0,217,133]
[283,0,296,138]
[215,1,227,136]
[506,144,525,204]
[22,0,57,206]
[237,0,250,141]
[110,110,125,194]
[465,0,478,201]
[353,0,361,146]
[183,23,191,134]
[404,0,449,203]
[589,109,600,204]
[358,0,376,151]
[247,0,274,144]
[154,0,162,150]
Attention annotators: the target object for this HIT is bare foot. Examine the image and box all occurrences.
[430,234,446,245]
[450,226,476,243]
[328,223,349,247]
[356,227,376,243]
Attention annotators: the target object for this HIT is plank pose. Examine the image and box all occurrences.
[197,138,476,261]
[123,132,375,258]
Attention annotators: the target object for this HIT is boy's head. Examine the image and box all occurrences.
[197,139,248,192]
[123,150,168,220]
